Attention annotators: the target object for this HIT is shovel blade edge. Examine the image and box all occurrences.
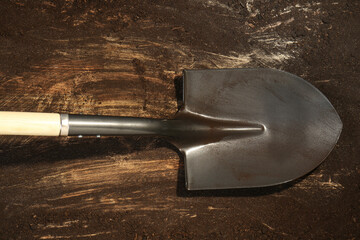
[178,69,342,190]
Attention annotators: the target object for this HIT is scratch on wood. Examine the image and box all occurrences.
[315,79,332,83]
[37,231,114,239]
[255,18,295,33]
[208,206,225,210]
[39,220,80,229]
[58,189,98,200]
[294,173,344,191]
[279,2,322,15]
[246,0,260,17]
[262,222,275,231]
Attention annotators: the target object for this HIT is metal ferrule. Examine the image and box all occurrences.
[60,114,69,136]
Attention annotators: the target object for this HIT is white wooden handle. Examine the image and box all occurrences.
[0,111,61,136]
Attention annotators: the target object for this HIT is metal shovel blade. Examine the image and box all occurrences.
[171,68,342,190]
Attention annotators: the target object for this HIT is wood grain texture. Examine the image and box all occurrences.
[0,0,359,239]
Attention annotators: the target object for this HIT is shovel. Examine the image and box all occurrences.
[0,68,342,190]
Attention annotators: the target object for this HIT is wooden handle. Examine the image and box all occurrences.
[0,111,61,136]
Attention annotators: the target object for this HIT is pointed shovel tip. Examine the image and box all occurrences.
[179,68,344,191]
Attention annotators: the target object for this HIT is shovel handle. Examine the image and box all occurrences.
[0,111,61,136]
[65,114,164,136]
[0,111,166,137]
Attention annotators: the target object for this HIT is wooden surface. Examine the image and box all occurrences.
[0,1,359,239]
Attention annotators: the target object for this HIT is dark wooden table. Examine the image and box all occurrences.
[0,1,359,239]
